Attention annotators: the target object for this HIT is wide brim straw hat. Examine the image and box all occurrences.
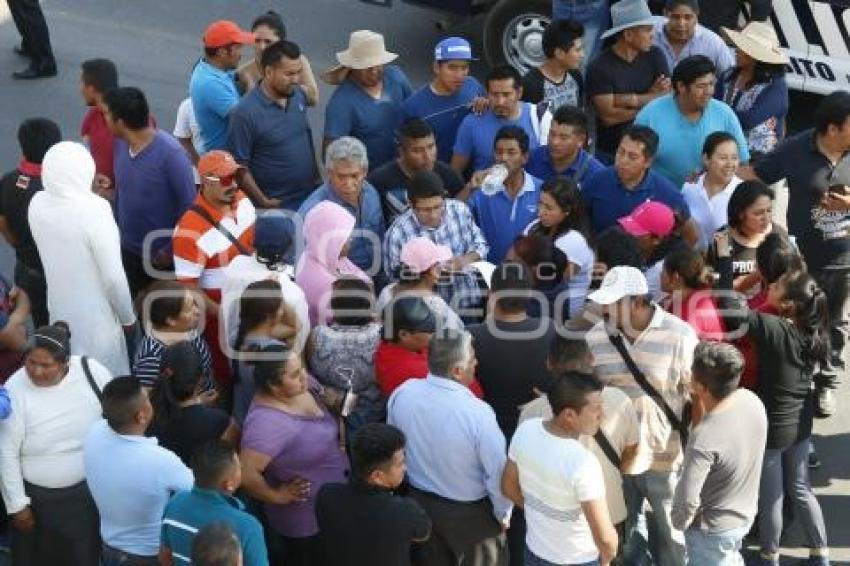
[322,30,398,85]
[722,21,789,65]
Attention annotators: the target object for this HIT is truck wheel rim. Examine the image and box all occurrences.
[502,13,549,72]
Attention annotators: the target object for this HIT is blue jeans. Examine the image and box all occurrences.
[524,547,599,566]
[552,0,610,62]
[623,470,685,566]
[685,526,749,566]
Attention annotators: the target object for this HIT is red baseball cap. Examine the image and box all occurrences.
[198,150,241,178]
[203,20,255,49]
[618,201,675,238]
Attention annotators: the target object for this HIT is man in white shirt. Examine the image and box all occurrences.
[84,375,194,565]
[503,372,619,565]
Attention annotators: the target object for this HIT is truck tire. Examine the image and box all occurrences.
[483,0,551,73]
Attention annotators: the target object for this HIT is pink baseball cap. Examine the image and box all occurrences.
[400,237,452,274]
[618,201,675,238]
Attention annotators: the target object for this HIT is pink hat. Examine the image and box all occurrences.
[401,237,452,274]
[618,201,675,238]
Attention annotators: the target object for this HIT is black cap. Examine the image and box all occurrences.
[389,296,437,334]
[254,214,293,264]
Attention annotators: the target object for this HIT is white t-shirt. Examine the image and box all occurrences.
[519,387,639,525]
[173,97,202,185]
[523,221,595,317]
[682,173,742,251]
[508,418,605,564]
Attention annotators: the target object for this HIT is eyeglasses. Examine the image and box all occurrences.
[205,174,236,186]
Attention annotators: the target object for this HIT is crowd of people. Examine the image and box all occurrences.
[0,0,845,564]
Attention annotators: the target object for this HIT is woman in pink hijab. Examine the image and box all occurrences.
[295,201,370,326]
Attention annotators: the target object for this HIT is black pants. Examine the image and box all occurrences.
[813,268,850,389]
[121,248,155,302]
[410,488,508,566]
[6,0,55,69]
[14,261,48,328]
[11,480,101,566]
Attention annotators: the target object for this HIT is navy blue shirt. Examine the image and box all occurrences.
[526,146,605,185]
[298,181,386,274]
[324,65,413,170]
[402,77,485,163]
[469,172,543,263]
[581,166,690,234]
[228,84,317,210]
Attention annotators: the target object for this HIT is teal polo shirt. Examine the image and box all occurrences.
[161,487,268,566]
[634,94,750,187]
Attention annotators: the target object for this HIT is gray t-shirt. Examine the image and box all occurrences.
[671,388,767,533]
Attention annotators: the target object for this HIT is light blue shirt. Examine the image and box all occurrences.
[190,59,240,152]
[387,374,512,521]
[453,105,541,172]
[298,181,386,275]
[635,94,750,187]
[652,17,735,77]
[83,419,194,556]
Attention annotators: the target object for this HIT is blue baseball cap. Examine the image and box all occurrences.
[434,37,476,62]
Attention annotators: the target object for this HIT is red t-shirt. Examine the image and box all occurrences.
[81,106,115,181]
[665,290,726,341]
[738,294,778,390]
[373,340,484,398]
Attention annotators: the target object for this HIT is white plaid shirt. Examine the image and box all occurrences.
[383,199,489,310]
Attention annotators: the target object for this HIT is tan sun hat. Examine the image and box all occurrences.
[322,30,398,85]
[722,21,789,65]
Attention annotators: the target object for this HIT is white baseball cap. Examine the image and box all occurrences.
[587,266,649,305]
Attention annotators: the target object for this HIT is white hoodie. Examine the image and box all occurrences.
[29,142,136,375]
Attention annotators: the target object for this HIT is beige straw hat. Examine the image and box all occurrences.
[322,30,398,85]
[722,21,789,65]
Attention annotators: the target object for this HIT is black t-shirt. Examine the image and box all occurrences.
[316,481,431,566]
[586,46,669,155]
[149,404,230,466]
[0,167,44,271]
[469,317,556,439]
[367,160,464,225]
[521,68,584,112]
[755,129,850,272]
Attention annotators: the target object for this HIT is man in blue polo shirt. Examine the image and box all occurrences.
[190,20,255,153]
[468,126,542,263]
[635,55,749,187]
[298,136,386,275]
[526,105,603,185]
[229,40,319,211]
[582,125,699,246]
[452,65,541,177]
[402,37,486,164]
[161,442,268,566]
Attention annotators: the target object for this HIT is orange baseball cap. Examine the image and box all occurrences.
[203,20,255,49]
[198,150,241,178]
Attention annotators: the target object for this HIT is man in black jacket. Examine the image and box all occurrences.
[7,0,57,79]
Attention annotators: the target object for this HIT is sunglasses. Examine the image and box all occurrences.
[205,174,236,186]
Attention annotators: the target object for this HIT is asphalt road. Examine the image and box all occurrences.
[0,1,848,564]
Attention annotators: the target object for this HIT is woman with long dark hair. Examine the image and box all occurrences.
[661,246,725,340]
[148,341,238,465]
[525,177,594,316]
[232,279,296,427]
[715,232,830,566]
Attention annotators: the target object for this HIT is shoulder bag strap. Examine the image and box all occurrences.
[593,429,622,470]
[607,331,689,445]
[81,356,102,403]
[190,204,252,256]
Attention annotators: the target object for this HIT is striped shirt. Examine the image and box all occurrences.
[132,331,215,391]
[585,306,698,473]
[173,192,255,302]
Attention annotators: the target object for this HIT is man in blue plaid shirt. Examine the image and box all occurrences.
[384,170,489,314]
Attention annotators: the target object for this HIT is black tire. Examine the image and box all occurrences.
[483,0,552,73]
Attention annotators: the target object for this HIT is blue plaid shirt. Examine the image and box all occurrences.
[384,199,489,310]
